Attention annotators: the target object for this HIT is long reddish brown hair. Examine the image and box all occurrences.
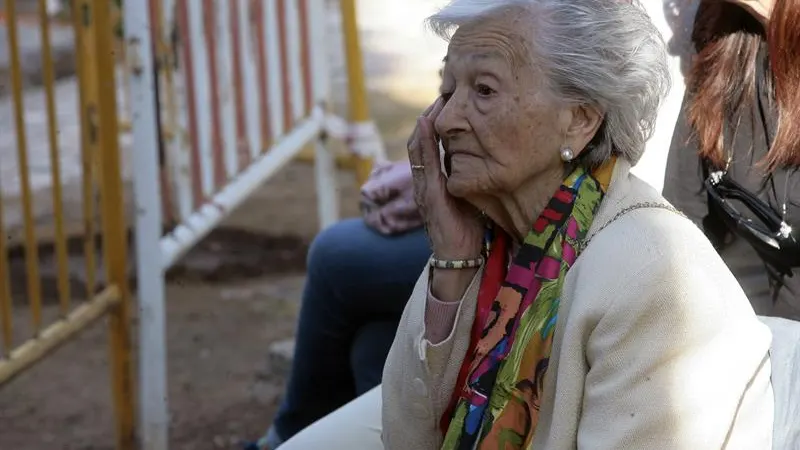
[687,0,800,171]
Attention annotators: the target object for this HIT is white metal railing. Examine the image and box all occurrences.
[124,0,378,448]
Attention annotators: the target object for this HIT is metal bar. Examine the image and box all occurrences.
[176,0,205,208]
[188,1,214,199]
[201,0,226,189]
[153,0,181,224]
[263,0,282,138]
[253,0,272,151]
[38,0,72,316]
[161,112,323,269]
[229,0,250,170]
[308,0,330,105]
[285,0,304,123]
[239,0,260,162]
[125,1,169,447]
[339,0,368,123]
[339,0,373,184]
[297,0,313,116]
[216,2,237,180]
[163,0,194,223]
[0,286,121,386]
[306,0,337,226]
[148,0,175,225]
[314,137,339,228]
[5,0,44,334]
[74,0,99,297]
[276,0,294,132]
[120,42,132,124]
[92,1,136,448]
[0,175,12,357]
[111,0,130,120]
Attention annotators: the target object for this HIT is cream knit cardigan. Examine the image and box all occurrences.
[381,160,774,449]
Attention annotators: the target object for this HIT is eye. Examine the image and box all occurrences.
[475,83,495,97]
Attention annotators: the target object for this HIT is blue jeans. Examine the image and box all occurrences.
[266,218,430,447]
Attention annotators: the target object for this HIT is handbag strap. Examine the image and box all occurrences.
[580,202,685,252]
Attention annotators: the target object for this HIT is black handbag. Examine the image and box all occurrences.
[705,169,800,276]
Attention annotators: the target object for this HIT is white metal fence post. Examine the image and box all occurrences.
[125,1,169,449]
[310,0,338,229]
[314,136,338,229]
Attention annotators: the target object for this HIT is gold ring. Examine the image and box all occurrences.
[411,165,425,170]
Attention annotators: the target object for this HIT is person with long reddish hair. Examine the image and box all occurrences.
[663,0,800,319]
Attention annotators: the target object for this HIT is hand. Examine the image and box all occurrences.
[360,160,414,206]
[362,194,423,235]
[408,98,484,260]
[361,160,422,235]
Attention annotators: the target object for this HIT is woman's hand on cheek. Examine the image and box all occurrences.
[409,98,485,261]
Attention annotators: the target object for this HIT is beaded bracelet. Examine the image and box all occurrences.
[429,255,485,270]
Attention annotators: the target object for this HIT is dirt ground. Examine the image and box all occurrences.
[0,88,421,449]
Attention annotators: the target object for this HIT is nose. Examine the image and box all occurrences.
[434,92,471,140]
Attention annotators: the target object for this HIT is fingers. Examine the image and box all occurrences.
[425,96,445,126]
[408,124,424,168]
[368,160,392,179]
[407,100,439,153]
[362,161,413,205]
[380,195,420,220]
[386,216,425,235]
[408,96,446,216]
[408,98,443,157]
[418,116,445,188]
[422,97,445,171]
[422,100,438,117]
[408,116,427,212]
[363,209,392,235]
[360,180,391,205]
[364,195,422,235]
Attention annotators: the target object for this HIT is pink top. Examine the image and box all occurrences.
[425,287,462,344]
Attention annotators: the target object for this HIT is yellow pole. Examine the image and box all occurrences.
[6,0,45,335]
[339,0,373,184]
[73,0,99,296]
[0,171,12,357]
[38,0,72,316]
[0,3,13,349]
[91,1,135,448]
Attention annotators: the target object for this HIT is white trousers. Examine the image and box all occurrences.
[280,385,384,449]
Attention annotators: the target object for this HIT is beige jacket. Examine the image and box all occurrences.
[381,160,774,449]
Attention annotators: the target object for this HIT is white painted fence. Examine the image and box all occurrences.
[124,0,376,447]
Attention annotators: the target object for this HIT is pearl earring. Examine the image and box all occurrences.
[560,146,575,162]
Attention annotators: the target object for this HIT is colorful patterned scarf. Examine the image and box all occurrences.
[440,160,615,450]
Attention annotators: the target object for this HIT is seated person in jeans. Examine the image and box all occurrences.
[249,161,429,449]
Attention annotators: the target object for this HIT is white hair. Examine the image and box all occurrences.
[427,0,671,167]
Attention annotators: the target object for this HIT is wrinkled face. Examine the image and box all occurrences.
[435,10,568,200]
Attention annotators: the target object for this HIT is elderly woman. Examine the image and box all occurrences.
[278,0,774,448]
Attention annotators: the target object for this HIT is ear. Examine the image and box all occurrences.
[564,104,604,158]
